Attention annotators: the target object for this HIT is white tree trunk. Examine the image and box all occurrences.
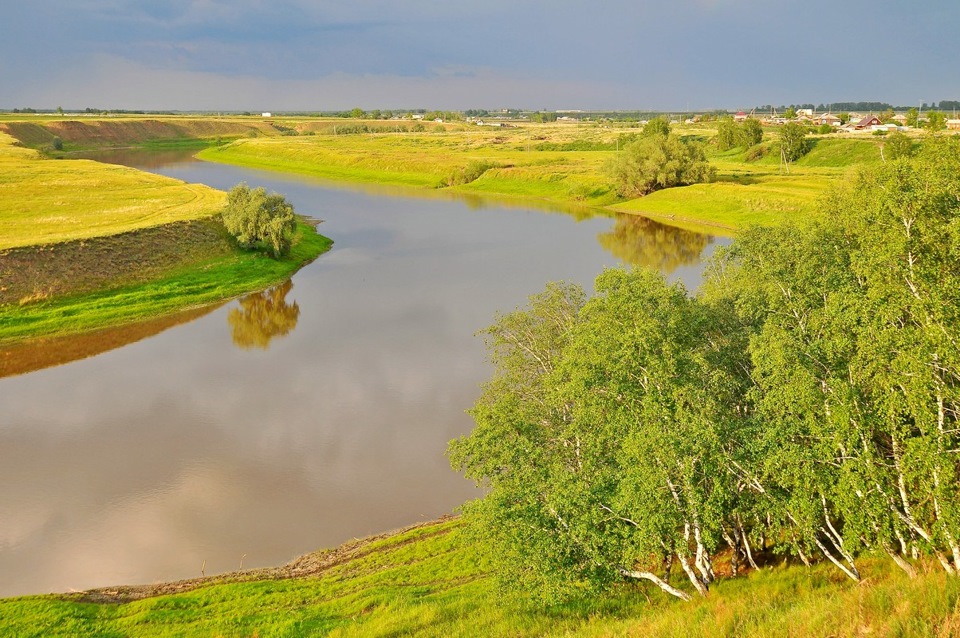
[675,551,709,597]
[620,568,692,601]
[813,536,860,582]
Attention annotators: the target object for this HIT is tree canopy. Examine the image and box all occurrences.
[715,117,763,151]
[451,136,960,603]
[221,183,298,257]
[777,121,809,164]
[606,133,715,198]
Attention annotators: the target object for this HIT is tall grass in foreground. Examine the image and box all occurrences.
[2,518,958,637]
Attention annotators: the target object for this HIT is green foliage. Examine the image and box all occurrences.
[716,118,764,151]
[924,110,946,131]
[221,183,297,257]
[777,122,809,163]
[885,131,915,159]
[455,136,960,605]
[709,135,960,580]
[906,108,920,127]
[451,271,752,602]
[607,133,715,197]
[642,116,671,138]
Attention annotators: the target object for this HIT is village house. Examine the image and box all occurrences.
[948,119,960,131]
[815,113,842,127]
[854,115,883,130]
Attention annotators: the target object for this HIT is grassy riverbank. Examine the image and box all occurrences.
[197,120,892,231]
[0,219,330,345]
[0,130,331,345]
[3,115,896,231]
[1,517,957,637]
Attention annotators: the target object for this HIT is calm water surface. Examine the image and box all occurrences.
[0,152,729,597]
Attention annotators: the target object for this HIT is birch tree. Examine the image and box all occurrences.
[450,270,750,602]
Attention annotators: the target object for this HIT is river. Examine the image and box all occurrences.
[0,151,729,597]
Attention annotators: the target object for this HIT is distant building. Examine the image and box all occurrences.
[261,112,272,117]
[734,111,748,122]
[815,114,842,126]
[892,114,908,125]
[947,119,960,131]
[797,108,814,117]
[854,115,883,130]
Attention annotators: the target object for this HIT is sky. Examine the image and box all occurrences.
[2,0,958,112]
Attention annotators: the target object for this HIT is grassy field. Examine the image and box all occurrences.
[1,115,899,231]
[198,128,621,209]
[0,131,226,249]
[1,517,958,637]
[195,119,893,231]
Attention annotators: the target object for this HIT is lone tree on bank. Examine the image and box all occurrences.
[221,183,297,258]
[607,133,715,198]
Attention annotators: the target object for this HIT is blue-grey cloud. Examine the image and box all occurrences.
[2,0,957,110]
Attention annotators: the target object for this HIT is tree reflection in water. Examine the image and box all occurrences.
[598,214,712,274]
[227,279,300,349]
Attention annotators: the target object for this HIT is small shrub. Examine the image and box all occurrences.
[444,160,498,187]
[744,144,769,162]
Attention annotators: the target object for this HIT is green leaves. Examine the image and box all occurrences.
[221,182,297,258]
[454,136,960,603]
[606,133,716,198]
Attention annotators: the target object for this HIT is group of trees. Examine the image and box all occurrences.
[606,118,715,197]
[450,136,960,603]
[715,117,763,151]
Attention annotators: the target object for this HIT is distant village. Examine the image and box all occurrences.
[727,108,960,133]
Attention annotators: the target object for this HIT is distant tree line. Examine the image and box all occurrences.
[451,135,960,604]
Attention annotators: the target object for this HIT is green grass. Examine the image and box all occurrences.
[0,221,331,344]
[2,517,958,637]
[197,124,895,231]
[0,132,226,249]
[197,132,621,209]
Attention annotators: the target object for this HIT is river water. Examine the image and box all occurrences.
[0,152,729,597]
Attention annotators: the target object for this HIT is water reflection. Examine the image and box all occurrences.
[228,280,300,350]
[0,303,222,379]
[598,214,713,274]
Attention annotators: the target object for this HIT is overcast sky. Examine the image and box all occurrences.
[2,0,957,111]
